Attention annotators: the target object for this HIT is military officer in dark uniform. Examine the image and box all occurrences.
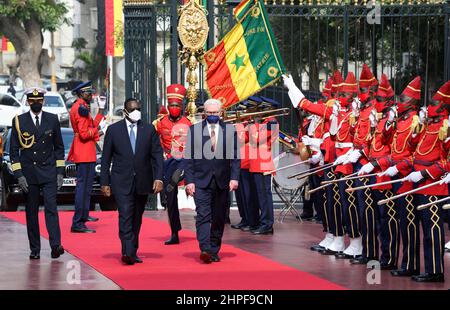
[10,88,66,259]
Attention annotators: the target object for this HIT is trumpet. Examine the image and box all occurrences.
[224,108,290,123]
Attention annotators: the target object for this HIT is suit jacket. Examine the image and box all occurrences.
[184,120,240,190]
[10,111,65,185]
[100,119,163,196]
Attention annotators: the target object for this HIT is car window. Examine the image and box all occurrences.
[0,94,20,107]
[62,130,74,155]
[0,76,9,86]
[3,130,11,154]
[45,95,65,107]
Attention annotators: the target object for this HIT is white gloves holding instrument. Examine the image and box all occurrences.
[282,74,305,108]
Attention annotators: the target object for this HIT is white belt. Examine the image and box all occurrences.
[322,133,330,140]
[335,142,353,149]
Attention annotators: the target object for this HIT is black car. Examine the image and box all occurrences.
[0,127,117,211]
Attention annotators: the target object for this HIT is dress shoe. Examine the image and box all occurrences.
[251,227,274,235]
[380,263,397,270]
[320,248,341,255]
[71,227,96,233]
[87,216,99,222]
[231,222,246,229]
[310,244,325,252]
[211,254,221,262]
[335,253,361,260]
[164,233,180,245]
[29,252,40,260]
[411,273,444,283]
[241,225,258,232]
[200,251,212,264]
[390,269,419,277]
[349,256,375,265]
[51,245,65,259]
[300,213,314,220]
[121,255,135,265]
[133,256,143,263]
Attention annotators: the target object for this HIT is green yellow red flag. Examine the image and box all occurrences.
[205,0,285,108]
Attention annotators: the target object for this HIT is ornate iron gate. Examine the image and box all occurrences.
[124,0,450,135]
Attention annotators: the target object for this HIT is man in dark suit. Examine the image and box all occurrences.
[100,98,164,265]
[10,88,65,260]
[184,99,240,264]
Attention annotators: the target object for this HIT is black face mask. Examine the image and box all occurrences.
[30,103,43,113]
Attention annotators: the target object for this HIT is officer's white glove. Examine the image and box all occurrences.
[332,100,341,117]
[334,153,348,165]
[358,162,375,176]
[309,152,323,165]
[352,98,361,117]
[388,107,396,122]
[99,117,108,135]
[282,74,304,108]
[343,149,362,164]
[369,109,377,128]
[380,166,399,177]
[405,171,424,183]
[439,173,450,185]
[418,106,427,125]
[97,96,107,109]
[301,135,312,146]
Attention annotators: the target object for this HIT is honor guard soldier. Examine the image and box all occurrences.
[358,74,398,269]
[400,80,450,282]
[156,84,191,245]
[10,88,65,259]
[68,81,107,233]
[376,76,422,277]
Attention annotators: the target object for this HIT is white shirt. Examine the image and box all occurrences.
[206,121,217,146]
[125,119,138,139]
[30,111,43,126]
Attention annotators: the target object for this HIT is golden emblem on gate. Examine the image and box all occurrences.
[177,0,209,51]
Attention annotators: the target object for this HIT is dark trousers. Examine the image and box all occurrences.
[163,158,182,233]
[416,195,445,274]
[114,189,148,257]
[235,170,247,225]
[323,168,344,236]
[353,167,376,258]
[72,162,95,229]
[375,189,399,266]
[252,172,274,230]
[238,169,259,227]
[338,178,360,238]
[397,193,420,272]
[194,177,228,254]
[309,173,325,225]
[25,182,61,253]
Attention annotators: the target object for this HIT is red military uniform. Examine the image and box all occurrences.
[68,98,104,163]
[235,122,250,169]
[156,114,191,159]
[249,118,278,173]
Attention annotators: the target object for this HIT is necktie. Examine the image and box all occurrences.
[129,124,136,154]
[210,124,216,152]
[35,115,40,129]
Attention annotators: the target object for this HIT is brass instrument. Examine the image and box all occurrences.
[224,107,290,123]
[14,115,34,149]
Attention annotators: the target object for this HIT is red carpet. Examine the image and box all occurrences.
[1,211,344,290]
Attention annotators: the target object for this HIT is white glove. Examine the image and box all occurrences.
[343,149,361,164]
[369,109,377,128]
[418,106,427,125]
[309,152,323,165]
[439,173,450,185]
[302,135,312,146]
[334,153,348,165]
[302,136,322,149]
[352,98,361,117]
[282,74,304,108]
[97,96,106,109]
[358,162,375,176]
[405,171,424,183]
[388,107,396,122]
[380,166,399,177]
[99,117,108,133]
[332,100,340,116]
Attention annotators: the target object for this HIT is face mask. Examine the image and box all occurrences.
[168,106,181,118]
[358,92,370,103]
[338,96,352,107]
[206,115,220,124]
[30,102,43,113]
[125,109,141,123]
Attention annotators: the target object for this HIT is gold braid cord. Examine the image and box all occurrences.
[15,115,34,149]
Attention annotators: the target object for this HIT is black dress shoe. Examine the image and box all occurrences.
[320,248,341,255]
[164,233,180,245]
[231,222,246,229]
[241,225,258,232]
[390,269,419,277]
[87,216,99,222]
[380,263,397,270]
[121,255,135,265]
[349,256,373,265]
[412,273,444,283]
[29,252,40,260]
[445,247,450,253]
[310,244,325,252]
[251,227,274,235]
[300,213,314,220]
[335,253,361,260]
[71,227,96,233]
[133,256,143,263]
[200,251,212,264]
[211,254,221,262]
[51,245,65,259]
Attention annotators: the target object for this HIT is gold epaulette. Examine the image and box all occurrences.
[411,115,420,134]
[376,113,383,121]
[349,114,357,126]
[325,99,335,107]
[439,119,449,141]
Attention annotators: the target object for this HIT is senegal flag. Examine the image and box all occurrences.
[205,0,285,108]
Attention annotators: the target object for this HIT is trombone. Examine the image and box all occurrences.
[223,108,290,123]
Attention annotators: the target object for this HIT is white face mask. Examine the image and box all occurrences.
[125,109,141,122]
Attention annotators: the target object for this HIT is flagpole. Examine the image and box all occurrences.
[108,55,114,120]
